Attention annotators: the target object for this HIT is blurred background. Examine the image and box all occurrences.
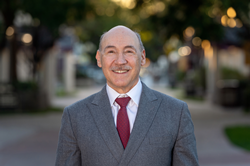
[0,0,250,166]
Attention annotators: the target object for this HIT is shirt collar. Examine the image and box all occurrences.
[106,79,142,107]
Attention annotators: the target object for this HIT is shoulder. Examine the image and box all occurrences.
[144,86,192,126]
[143,84,187,111]
[64,87,105,115]
[66,93,97,109]
[153,89,185,104]
[153,89,187,110]
[142,82,186,107]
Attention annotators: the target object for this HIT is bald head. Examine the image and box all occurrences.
[98,26,144,52]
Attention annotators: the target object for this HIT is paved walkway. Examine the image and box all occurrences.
[0,85,250,166]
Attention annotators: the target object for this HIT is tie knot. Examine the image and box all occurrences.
[115,97,131,107]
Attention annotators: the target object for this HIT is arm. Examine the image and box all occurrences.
[172,103,199,166]
[55,107,81,166]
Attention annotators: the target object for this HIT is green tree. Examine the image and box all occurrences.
[131,0,250,59]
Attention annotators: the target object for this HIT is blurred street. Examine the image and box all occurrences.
[0,84,250,166]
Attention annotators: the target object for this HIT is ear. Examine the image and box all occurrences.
[140,49,146,66]
[96,50,102,68]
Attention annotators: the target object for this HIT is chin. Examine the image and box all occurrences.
[113,82,129,88]
[110,80,130,89]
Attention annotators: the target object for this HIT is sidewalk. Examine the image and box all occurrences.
[0,85,250,166]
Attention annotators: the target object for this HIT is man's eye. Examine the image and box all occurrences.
[108,50,115,53]
[126,50,134,53]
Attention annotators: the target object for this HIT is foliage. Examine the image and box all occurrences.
[225,125,250,151]
[55,0,250,62]
[240,80,250,113]
[220,66,246,80]
[176,70,186,82]
[137,0,249,39]
[1,0,250,63]
[193,67,206,89]
[14,81,38,91]
[243,87,250,113]
[0,0,92,35]
[182,67,206,98]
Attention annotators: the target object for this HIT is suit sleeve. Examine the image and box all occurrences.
[55,107,81,166]
[172,103,199,166]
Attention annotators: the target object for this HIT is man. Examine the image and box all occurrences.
[55,26,199,166]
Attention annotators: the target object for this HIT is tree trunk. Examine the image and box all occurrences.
[2,0,18,83]
[8,32,18,83]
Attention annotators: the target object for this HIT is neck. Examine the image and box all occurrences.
[108,79,140,94]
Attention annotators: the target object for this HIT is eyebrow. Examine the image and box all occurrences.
[124,45,137,53]
[104,45,116,52]
[103,45,137,53]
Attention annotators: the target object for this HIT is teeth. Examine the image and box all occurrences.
[114,70,127,73]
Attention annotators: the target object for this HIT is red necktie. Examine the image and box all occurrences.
[115,97,131,149]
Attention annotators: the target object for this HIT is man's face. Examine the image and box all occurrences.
[96,26,146,93]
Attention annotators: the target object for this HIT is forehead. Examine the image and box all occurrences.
[101,29,140,50]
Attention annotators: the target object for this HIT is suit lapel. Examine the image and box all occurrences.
[87,86,124,162]
[118,83,162,165]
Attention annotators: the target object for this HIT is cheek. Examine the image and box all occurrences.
[127,55,140,64]
[136,57,142,67]
[101,57,112,67]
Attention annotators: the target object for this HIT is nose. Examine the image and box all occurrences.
[115,53,127,65]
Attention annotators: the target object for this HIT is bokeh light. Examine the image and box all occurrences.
[227,7,236,18]
[192,37,202,47]
[184,26,195,38]
[221,15,228,27]
[106,7,115,16]
[235,19,243,28]
[227,18,236,28]
[205,46,213,59]
[169,51,180,63]
[6,26,15,37]
[201,40,211,50]
[155,2,165,12]
[22,33,33,44]
[208,7,221,18]
[111,0,136,9]
[178,46,191,56]
[202,40,213,59]
[142,1,166,16]
[95,7,105,16]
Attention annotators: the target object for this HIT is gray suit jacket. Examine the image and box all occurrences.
[55,83,199,166]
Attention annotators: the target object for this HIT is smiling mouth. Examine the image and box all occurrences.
[113,70,129,74]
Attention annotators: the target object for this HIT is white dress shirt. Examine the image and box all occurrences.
[106,80,142,133]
